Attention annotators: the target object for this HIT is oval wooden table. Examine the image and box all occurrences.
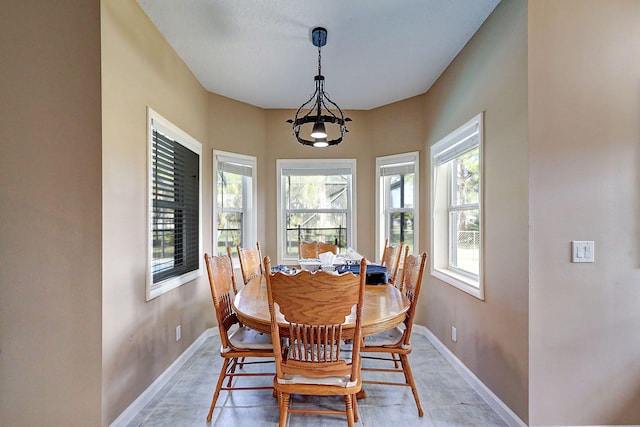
[233,276,410,337]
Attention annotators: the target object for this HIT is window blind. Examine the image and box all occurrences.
[379,162,415,176]
[281,167,352,176]
[217,159,253,177]
[433,124,479,166]
[152,129,200,283]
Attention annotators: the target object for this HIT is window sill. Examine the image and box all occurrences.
[431,267,484,300]
[147,269,201,301]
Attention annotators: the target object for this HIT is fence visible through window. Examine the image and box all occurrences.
[216,211,243,256]
[454,230,479,275]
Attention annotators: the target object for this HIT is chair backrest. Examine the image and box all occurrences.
[299,240,338,258]
[298,240,318,259]
[381,239,404,285]
[237,242,263,285]
[225,247,239,293]
[264,256,367,382]
[204,252,240,351]
[317,241,338,255]
[397,248,428,345]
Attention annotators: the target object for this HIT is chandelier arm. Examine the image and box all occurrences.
[295,89,319,120]
[319,93,342,121]
[315,78,338,121]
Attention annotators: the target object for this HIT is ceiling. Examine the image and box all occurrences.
[136,0,500,110]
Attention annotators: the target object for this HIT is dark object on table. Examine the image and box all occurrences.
[336,264,388,284]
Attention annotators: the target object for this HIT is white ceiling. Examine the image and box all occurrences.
[136,0,500,110]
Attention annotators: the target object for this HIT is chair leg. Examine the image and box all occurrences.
[400,354,424,417]
[352,393,359,423]
[207,358,230,421]
[226,357,238,387]
[238,356,245,369]
[279,392,290,427]
[345,394,355,427]
[392,352,400,369]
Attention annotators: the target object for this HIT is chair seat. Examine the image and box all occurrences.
[364,326,404,347]
[277,374,357,388]
[228,326,273,350]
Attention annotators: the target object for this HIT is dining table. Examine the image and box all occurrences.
[232,274,410,338]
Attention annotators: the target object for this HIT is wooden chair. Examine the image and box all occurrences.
[318,241,338,255]
[299,240,338,259]
[361,248,428,416]
[381,239,404,285]
[298,239,318,259]
[237,241,263,285]
[203,253,274,422]
[264,256,367,427]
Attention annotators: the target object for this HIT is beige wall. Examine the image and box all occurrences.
[0,1,103,426]
[422,0,529,421]
[101,1,210,424]
[529,1,640,425]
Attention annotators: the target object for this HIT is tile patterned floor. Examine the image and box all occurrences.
[127,332,508,426]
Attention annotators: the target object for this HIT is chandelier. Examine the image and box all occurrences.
[287,27,351,148]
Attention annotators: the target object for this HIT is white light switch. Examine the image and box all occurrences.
[572,241,595,263]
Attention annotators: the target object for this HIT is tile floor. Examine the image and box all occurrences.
[127,332,508,426]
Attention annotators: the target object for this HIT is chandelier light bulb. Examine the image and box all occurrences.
[310,122,327,139]
[313,137,329,148]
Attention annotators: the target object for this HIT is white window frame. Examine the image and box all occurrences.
[146,107,203,301]
[430,112,484,300]
[276,159,357,265]
[375,152,419,262]
[213,150,257,266]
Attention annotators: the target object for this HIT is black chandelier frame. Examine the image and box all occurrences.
[287,27,351,147]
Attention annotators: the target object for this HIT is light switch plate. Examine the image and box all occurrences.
[572,241,594,263]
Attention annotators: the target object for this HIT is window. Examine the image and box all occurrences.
[147,107,202,300]
[376,152,419,261]
[430,113,483,299]
[277,159,356,263]
[213,151,257,260]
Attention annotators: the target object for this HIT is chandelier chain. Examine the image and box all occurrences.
[317,40,322,76]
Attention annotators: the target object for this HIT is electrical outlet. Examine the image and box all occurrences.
[452,326,457,343]
[175,324,181,341]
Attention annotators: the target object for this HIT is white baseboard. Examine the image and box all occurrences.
[415,325,528,427]
[109,328,218,427]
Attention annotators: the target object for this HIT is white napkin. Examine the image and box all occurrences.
[318,251,336,266]
[344,247,364,262]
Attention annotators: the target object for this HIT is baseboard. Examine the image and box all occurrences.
[415,325,528,427]
[109,327,218,427]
